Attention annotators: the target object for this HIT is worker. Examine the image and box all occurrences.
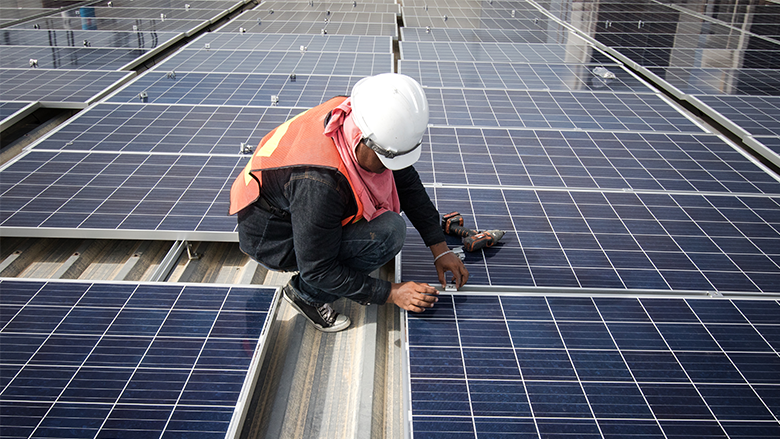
[229,73,469,332]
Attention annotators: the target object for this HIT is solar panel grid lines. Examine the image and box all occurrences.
[401,27,554,43]
[423,88,706,133]
[400,41,593,63]
[0,278,279,439]
[399,60,650,93]
[0,150,244,238]
[11,17,211,34]
[57,6,225,21]
[33,103,300,156]
[0,69,133,103]
[416,128,780,195]
[402,0,535,8]
[252,1,401,14]
[0,29,183,50]
[694,95,780,138]
[185,33,392,53]
[645,67,780,97]
[224,18,398,36]
[405,293,780,438]
[402,186,780,293]
[153,49,392,76]
[107,72,362,107]
[0,46,151,71]
[238,9,397,22]
[0,102,35,121]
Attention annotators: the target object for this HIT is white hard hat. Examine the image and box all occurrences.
[351,73,429,170]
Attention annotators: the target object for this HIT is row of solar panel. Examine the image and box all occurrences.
[0,278,278,439]
[408,293,780,438]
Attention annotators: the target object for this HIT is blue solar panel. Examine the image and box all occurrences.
[0,46,149,70]
[188,33,392,53]
[0,279,278,438]
[406,293,780,438]
[0,150,242,238]
[108,72,361,107]
[402,187,780,293]
[399,61,650,93]
[401,27,554,44]
[0,69,132,103]
[646,67,780,97]
[695,95,780,137]
[415,128,780,194]
[11,17,209,34]
[424,89,706,132]
[0,102,33,121]
[36,103,300,155]
[154,49,392,75]
[0,29,182,49]
[401,42,593,63]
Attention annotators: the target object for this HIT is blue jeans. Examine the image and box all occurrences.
[238,200,405,305]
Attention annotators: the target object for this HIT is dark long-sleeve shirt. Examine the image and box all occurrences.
[237,165,445,305]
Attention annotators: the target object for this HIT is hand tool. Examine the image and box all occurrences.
[441,212,505,252]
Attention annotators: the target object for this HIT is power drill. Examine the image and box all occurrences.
[441,212,505,252]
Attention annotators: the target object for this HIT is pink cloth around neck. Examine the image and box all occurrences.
[323,97,400,221]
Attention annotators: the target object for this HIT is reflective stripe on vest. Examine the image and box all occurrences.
[228,96,364,225]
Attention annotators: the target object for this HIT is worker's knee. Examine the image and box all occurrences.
[373,211,406,256]
[339,211,406,270]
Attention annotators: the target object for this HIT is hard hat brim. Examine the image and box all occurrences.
[376,141,422,171]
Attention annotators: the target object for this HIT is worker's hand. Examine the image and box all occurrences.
[430,242,469,289]
[387,282,439,313]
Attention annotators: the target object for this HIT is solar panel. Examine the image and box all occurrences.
[400,42,600,63]
[59,7,224,21]
[12,17,209,34]
[645,67,780,97]
[0,29,183,50]
[402,187,780,293]
[754,137,780,158]
[0,278,278,439]
[406,293,780,438]
[0,150,243,239]
[401,27,553,43]
[612,46,780,69]
[0,102,35,122]
[424,89,706,132]
[224,18,398,37]
[248,3,401,14]
[154,49,392,75]
[97,0,244,9]
[36,103,301,155]
[399,61,650,93]
[415,128,780,194]
[0,46,150,70]
[0,69,133,103]
[186,33,392,53]
[107,72,363,107]
[693,95,780,138]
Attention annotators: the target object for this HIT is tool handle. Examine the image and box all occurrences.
[463,232,495,252]
[448,224,475,238]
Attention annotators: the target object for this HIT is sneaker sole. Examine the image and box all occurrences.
[283,287,350,333]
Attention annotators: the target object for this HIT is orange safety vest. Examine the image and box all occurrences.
[229,96,364,225]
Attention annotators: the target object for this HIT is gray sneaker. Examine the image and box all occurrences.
[282,284,351,332]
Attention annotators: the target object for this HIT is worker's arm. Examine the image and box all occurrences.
[393,166,469,289]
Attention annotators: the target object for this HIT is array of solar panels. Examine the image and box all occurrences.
[0,1,255,143]
[398,0,780,296]
[0,1,395,241]
[0,278,277,438]
[559,0,780,166]
[409,293,780,438]
[398,1,780,437]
